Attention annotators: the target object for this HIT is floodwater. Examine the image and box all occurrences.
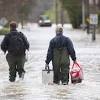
[0,24,100,100]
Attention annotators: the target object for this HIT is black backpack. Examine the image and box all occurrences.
[8,32,25,56]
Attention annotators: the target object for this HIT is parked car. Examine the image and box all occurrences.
[38,15,52,27]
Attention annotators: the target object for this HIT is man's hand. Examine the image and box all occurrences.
[45,63,49,70]
[4,51,6,55]
[45,63,50,73]
[73,60,77,64]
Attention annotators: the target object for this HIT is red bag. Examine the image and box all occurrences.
[70,62,83,84]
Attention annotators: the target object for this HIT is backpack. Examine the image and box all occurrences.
[8,32,25,56]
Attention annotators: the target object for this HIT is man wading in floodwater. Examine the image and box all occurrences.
[45,26,77,85]
[1,21,29,82]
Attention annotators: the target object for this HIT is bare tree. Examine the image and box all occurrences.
[0,0,35,25]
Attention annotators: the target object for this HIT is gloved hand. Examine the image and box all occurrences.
[4,51,6,55]
[45,63,49,70]
[73,60,77,64]
[45,63,50,73]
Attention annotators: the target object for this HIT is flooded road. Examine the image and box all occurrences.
[0,24,100,100]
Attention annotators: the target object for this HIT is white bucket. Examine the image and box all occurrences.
[42,69,53,84]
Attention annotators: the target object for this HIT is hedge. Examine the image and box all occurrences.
[0,28,10,35]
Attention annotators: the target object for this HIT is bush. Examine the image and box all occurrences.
[0,28,10,35]
[3,23,9,28]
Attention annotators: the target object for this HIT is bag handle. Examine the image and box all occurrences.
[72,62,81,69]
[45,65,50,73]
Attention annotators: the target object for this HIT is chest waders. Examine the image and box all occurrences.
[6,54,26,82]
[52,47,70,84]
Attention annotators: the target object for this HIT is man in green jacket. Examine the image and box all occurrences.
[45,26,77,85]
[1,21,29,82]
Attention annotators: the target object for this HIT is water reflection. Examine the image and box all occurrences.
[1,82,27,100]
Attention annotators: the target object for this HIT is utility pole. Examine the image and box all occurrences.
[89,0,98,41]
[55,0,58,25]
[92,0,96,41]
[86,0,90,34]
[60,1,64,27]
[82,0,85,29]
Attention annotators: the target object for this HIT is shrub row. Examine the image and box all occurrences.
[0,28,9,35]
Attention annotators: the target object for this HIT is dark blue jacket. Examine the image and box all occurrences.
[45,34,76,64]
[1,30,29,54]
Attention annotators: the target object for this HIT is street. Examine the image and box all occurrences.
[0,24,100,100]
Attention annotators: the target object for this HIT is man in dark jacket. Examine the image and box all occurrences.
[1,21,29,82]
[45,26,77,85]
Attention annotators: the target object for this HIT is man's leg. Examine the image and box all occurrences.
[17,56,25,79]
[6,54,17,82]
[53,65,60,84]
[61,64,69,85]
